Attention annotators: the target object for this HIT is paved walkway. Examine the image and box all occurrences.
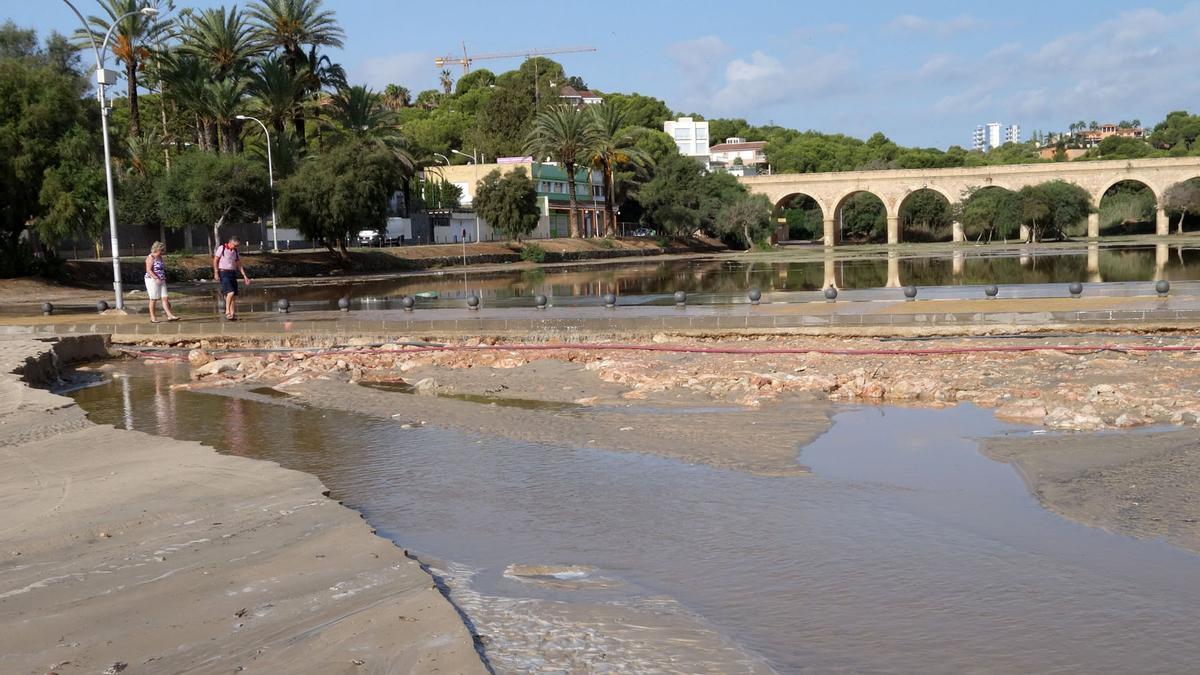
[2,289,1195,339]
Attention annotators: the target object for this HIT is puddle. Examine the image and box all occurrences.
[357,380,584,413]
[70,361,1200,673]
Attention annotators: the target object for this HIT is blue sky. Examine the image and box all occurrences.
[11,0,1200,148]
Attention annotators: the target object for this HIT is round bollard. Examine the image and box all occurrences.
[1068,282,1083,298]
[401,295,415,312]
[674,290,687,307]
[534,294,548,310]
[603,292,617,308]
[985,285,999,299]
[824,286,838,302]
[1156,280,1170,297]
[748,288,762,305]
[903,285,918,301]
[96,300,109,313]
[338,297,351,312]
[466,295,480,311]
[41,302,54,316]
[277,298,290,313]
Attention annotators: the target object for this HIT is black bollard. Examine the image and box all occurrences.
[534,294,548,310]
[338,297,351,312]
[824,286,838,303]
[1155,280,1170,298]
[748,288,762,305]
[467,295,480,311]
[903,285,918,301]
[96,300,109,313]
[277,298,290,313]
[401,295,415,312]
[985,285,999,299]
[41,302,54,316]
[1068,282,1083,298]
[603,293,616,308]
[674,290,687,307]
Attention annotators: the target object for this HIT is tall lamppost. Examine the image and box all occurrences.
[452,149,480,242]
[61,0,159,311]
[236,114,277,251]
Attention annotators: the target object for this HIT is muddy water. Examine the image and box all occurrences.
[72,363,1200,673]
[195,243,1200,311]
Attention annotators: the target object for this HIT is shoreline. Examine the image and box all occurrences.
[0,337,486,674]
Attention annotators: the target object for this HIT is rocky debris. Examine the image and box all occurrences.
[177,334,1200,433]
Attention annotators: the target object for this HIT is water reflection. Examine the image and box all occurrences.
[191,244,1199,310]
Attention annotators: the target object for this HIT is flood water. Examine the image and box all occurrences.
[72,363,1200,673]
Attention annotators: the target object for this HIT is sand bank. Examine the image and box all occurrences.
[0,337,484,674]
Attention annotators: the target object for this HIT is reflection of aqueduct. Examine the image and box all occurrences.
[740,157,1200,245]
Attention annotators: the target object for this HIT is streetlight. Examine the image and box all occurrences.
[236,114,278,251]
[62,1,158,311]
[432,153,450,166]
[452,149,480,242]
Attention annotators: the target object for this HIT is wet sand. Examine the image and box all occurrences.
[0,337,484,674]
[984,429,1200,554]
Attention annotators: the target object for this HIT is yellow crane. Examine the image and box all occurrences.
[435,43,597,75]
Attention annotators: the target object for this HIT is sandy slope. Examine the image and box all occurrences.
[0,336,484,674]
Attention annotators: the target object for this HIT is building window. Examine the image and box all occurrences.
[674,128,692,140]
[695,127,708,140]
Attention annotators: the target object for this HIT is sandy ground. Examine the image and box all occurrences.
[984,430,1200,553]
[0,337,484,674]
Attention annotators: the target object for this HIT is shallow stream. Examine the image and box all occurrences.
[71,362,1200,672]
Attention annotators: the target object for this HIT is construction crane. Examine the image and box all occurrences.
[435,43,597,75]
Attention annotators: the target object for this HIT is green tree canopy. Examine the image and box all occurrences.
[956,187,1022,242]
[899,190,953,241]
[633,152,744,237]
[1017,180,1093,241]
[526,105,598,237]
[473,167,540,241]
[716,193,774,249]
[277,141,404,257]
[1163,179,1200,234]
[157,151,269,247]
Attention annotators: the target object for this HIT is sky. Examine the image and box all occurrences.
[10,0,1200,148]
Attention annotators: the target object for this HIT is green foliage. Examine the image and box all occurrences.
[473,168,540,241]
[838,193,886,242]
[1162,179,1200,233]
[421,179,462,210]
[277,141,403,255]
[157,151,269,238]
[899,190,953,241]
[520,242,547,262]
[1099,182,1155,233]
[35,126,107,248]
[633,153,745,237]
[526,105,598,237]
[598,92,672,130]
[716,193,774,249]
[455,68,495,96]
[1017,180,1093,241]
[957,187,1022,242]
[784,206,821,240]
[1093,135,1154,159]
[1148,111,1200,152]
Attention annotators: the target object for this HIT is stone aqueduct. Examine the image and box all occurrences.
[739,157,1200,245]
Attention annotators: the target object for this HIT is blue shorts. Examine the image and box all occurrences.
[219,270,239,296]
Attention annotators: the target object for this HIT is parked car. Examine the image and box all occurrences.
[631,227,654,238]
[357,229,383,246]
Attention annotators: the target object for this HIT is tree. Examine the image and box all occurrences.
[179,6,261,79]
[473,167,540,241]
[838,193,886,241]
[956,187,1022,242]
[321,85,410,166]
[76,0,174,137]
[587,103,647,236]
[1017,180,1092,241]
[899,190,953,240]
[1163,180,1200,234]
[716,193,774,249]
[248,53,306,134]
[278,141,403,258]
[248,0,345,146]
[439,68,453,95]
[382,83,410,109]
[633,152,744,237]
[526,105,598,237]
[157,151,269,249]
[1094,134,1153,159]
[420,178,461,210]
[0,28,93,273]
[35,127,107,254]
[599,92,672,131]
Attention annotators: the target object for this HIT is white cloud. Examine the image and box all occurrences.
[888,14,985,36]
[354,52,431,91]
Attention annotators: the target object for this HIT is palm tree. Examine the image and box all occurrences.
[439,69,453,95]
[383,84,410,110]
[249,0,346,146]
[526,105,598,238]
[159,51,219,150]
[204,76,249,154]
[248,54,306,135]
[321,85,411,168]
[178,6,261,79]
[587,103,648,237]
[76,0,175,137]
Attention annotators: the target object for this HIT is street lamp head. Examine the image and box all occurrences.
[235,115,249,120]
[139,6,159,16]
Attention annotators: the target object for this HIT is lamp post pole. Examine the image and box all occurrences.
[61,0,159,311]
[452,149,479,242]
[236,115,277,251]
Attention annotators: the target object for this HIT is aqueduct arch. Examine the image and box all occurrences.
[741,157,1200,245]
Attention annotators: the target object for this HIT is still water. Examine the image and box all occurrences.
[72,363,1200,673]
[200,243,1200,311]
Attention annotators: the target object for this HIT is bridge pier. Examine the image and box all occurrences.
[952,222,965,242]
[1156,243,1169,280]
[887,216,900,245]
[823,218,837,247]
[952,250,964,277]
[823,253,839,289]
[886,251,901,288]
[1157,207,1170,236]
[1087,213,1100,239]
[1087,242,1102,282]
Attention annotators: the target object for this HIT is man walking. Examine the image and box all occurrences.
[213,236,250,320]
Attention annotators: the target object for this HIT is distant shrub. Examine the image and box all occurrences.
[520,243,547,263]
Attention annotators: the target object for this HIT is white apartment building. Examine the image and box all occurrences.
[663,117,710,161]
[973,122,1021,151]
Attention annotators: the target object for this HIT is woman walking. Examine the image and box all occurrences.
[144,242,180,323]
[213,235,250,320]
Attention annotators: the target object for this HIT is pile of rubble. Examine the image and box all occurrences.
[178,334,1200,432]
